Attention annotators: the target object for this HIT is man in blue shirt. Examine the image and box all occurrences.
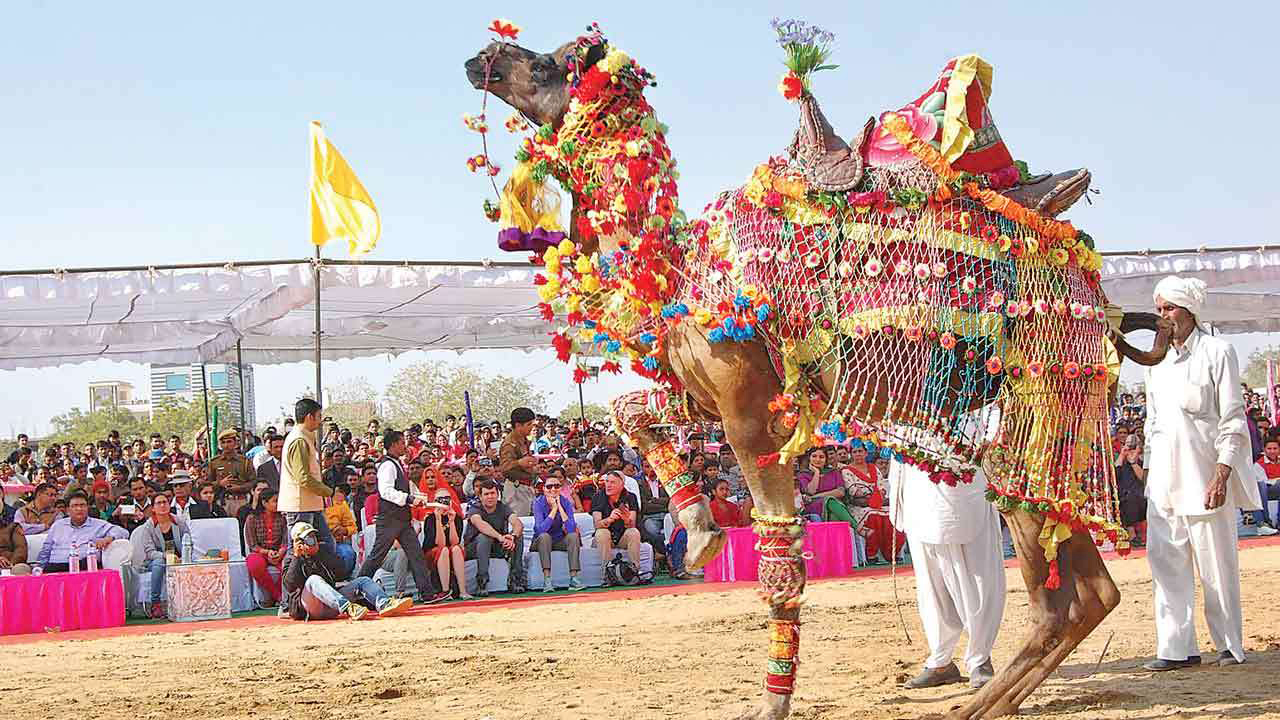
[37,490,128,572]
[531,478,584,592]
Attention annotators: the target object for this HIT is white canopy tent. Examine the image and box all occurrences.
[1100,246,1280,334]
[0,260,547,371]
[1,246,1278,372]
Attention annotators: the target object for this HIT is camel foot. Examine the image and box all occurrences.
[686,526,727,571]
[732,692,790,720]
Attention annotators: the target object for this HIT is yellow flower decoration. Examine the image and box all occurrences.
[557,239,576,256]
[574,255,593,274]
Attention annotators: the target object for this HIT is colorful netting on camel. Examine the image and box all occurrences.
[490,24,1130,581]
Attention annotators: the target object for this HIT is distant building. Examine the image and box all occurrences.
[150,363,257,430]
[87,380,151,421]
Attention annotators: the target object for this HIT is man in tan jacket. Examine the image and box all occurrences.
[278,398,336,566]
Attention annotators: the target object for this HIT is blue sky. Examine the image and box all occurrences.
[2,2,1276,434]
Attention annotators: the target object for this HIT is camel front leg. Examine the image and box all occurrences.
[611,390,726,570]
[722,406,807,720]
[947,509,1120,720]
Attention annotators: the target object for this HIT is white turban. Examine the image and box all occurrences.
[1153,275,1207,316]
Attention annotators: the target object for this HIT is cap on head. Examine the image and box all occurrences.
[290,522,318,542]
[218,429,238,443]
[511,407,535,424]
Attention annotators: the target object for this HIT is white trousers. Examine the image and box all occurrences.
[908,508,1007,672]
[1146,503,1245,662]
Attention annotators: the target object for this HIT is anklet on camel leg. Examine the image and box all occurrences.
[645,438,705,512]
[754,513,807,695]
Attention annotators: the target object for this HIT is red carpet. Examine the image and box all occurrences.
[5,534,1276,647]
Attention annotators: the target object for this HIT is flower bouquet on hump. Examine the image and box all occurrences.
[772,18,837,101]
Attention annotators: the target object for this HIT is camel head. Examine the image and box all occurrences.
[464,39,606,129]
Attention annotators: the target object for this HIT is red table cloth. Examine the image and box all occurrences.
[703,521,853,583]
[0,570,126,636]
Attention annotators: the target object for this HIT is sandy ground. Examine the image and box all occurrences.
[8,543,1280,720]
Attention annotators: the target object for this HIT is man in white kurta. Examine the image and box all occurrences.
[1143,276,1261,671]
[890,459,1006,689]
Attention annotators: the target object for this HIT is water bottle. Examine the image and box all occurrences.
[87,545,99,572]
[69,542,81,573]
[182,534,194,564]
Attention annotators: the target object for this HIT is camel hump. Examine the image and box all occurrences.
[788,94,873,192]
[999,168,1091,217]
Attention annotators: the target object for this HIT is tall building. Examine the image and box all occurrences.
[149,363,257,430]
[87,380,151,421]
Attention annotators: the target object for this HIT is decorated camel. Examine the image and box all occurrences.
[465,20,1170,720]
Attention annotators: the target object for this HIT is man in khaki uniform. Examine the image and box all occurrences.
[209,429,255,517]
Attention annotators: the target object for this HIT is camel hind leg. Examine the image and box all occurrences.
[948,509,1120,719]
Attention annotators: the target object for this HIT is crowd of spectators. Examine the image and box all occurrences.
[0,382,1277,620]
[0,410,761,617]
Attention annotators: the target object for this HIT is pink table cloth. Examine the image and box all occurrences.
[0,570,126,636]
[703,521,853,583]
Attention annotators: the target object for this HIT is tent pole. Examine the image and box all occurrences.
[314,245,322,404]
[236,340,247,434]
[200,363,212,458]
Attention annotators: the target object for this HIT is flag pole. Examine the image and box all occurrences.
[314,244,322,404]
[310,122,323,406]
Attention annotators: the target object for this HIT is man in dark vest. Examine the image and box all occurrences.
[354,429,449,604]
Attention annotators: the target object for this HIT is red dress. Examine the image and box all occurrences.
[845,464,906,562]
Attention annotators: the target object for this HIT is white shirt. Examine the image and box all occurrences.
[170,496,196,523]
[376,456,423,508]
[1144,329,1261,516]
[889,461,992,545]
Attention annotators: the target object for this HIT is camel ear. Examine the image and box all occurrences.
[581,41,607,71]
[789,94,872,192]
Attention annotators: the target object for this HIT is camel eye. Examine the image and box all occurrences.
[532,58,558,84]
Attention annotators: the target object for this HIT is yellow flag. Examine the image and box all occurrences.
[309,121,381,256]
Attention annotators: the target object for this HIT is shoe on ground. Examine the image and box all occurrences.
[276,605,290,619]
[377,596,413,618]
[509,584,527,594]
[149,603,166,620]
[1142,656,1201,671]
[904,662,963,689]
[344,602,368,622]
[474,586,489,598]
[1217,650,1245,666]
[568,576,585,591]
[968,661,995,689]
[542,581,555,593]
[423,591,451,605]
[1257,525,1279,537]
[672,569,691,580]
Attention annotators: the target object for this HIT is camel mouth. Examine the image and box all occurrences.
[464,58,503,88]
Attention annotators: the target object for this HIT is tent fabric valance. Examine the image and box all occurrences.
[1,247,1277,371]
[1099,247,1280,334]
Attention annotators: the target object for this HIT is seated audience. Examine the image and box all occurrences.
[37,491,128,572]
[0,510,30,575]
[111,478,152,532]
[189,482,228,520]
[324,483,359,576]
[1115,436,1149,544]
[423,488,469,599]
[16,482,63,535]
[708,478,746,528]
[244,489,288,606]
[282,522,412,621]
[129,490,190,619]
[532,475,584,592]
[464,479,526,597]
[591,471,643,584]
